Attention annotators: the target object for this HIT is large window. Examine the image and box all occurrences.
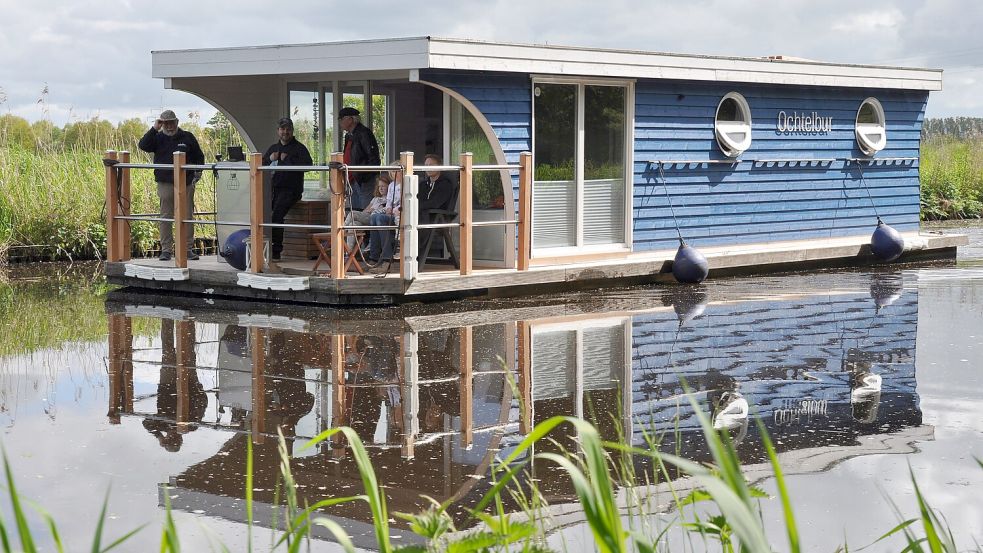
[533,80,631,253]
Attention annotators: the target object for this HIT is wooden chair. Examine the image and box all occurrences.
[311,230,366,274]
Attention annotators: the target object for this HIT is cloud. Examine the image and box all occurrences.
[0,0,980,124]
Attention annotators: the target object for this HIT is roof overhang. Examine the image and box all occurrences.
[152,36,942,91]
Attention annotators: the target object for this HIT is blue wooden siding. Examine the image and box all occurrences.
[633,81,927,251]
[422,69,927,253]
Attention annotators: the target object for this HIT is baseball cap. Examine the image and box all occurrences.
[277,117,294,129]
[158,110,178,121]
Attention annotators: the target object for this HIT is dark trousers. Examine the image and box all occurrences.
[271,184,303,255]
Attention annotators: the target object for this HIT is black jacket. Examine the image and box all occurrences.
[418,174,456,219]
[343,123,381,185]
[138,127,205,184]
[263,138,313,189]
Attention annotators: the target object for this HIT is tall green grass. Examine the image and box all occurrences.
[0,146,216,262]
[920,139,983,220]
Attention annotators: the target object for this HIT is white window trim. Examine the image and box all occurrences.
[714,92,752,158]
[530,76,635,257]
[856,97,887,156]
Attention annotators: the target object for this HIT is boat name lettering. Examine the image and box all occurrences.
[777,111,833,134]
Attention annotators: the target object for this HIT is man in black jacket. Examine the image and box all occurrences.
[339,107,381,210]
[138,110,205,261]
[263,118,313,260]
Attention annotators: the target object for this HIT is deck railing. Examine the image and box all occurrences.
[103,150,533,281]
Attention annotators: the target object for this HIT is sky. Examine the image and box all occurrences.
[2,0,982,126]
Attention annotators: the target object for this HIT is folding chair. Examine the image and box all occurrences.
[310,230,366,274]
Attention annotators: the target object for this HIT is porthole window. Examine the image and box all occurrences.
[856,97,886,156]
[714,92,752,157]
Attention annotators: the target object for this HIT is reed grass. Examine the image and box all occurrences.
[0,145,216,262]
[920,139,983,220]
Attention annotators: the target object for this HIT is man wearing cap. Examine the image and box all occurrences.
[139,110,205,261]
[263,118,313,261]
[338,107,381,210]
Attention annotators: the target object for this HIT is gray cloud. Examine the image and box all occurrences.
[1,0,980,124]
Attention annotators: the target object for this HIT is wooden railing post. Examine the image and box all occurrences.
[250,326,266,444]
[173,151,188,268]
[459,325,473,448]
[329,152,346,280]
[459,152,473,276]
[517,152,532,271]
[400,152,416,281]
[104,150,119,262]
[249,152,264,273]
[118,151,132,261]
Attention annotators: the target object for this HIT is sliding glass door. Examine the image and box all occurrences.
[532,80,631,254]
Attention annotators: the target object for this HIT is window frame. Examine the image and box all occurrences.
[855,97,887,156]
[714,91,753,158]
[530,76,635,257]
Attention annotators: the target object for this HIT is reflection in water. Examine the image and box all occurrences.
[104,270,921,546]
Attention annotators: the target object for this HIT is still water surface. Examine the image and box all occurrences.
[1,225,981,551]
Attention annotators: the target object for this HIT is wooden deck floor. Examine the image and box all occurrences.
[104,231,968,306]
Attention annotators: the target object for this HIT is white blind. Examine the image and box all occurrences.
[583,178,626,245]
[532,180,577,248]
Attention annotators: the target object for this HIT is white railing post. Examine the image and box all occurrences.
[400,151,418,281]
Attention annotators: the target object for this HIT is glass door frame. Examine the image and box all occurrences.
[530,76,635,258]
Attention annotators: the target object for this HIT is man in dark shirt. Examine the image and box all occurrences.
[263,118,313,260]
[138,110,205,261]
[339,107,381,210]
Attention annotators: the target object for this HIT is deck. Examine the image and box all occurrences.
[104,230,967,306]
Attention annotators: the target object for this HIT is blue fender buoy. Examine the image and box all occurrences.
[221,229,250,270]
[870,220,904,262]
[672,242,709,284]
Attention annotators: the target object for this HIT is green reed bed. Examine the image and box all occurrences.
[0,146,216,263]
[2,399,978,552]
[920,139,983,221]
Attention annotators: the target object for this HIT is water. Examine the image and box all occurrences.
[1,224,982,551]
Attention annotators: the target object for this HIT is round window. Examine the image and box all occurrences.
[856,97,886,156]
[714,92,752,157]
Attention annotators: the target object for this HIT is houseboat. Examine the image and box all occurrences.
[103,37,966,305]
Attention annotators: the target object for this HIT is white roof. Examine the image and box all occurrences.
[152,36,942,91]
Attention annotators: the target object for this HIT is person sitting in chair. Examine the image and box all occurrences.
[366,160,403,266]
[416,154,456,268]
[344,175,390,251]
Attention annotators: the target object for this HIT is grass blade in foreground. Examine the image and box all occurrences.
[755,417,800,553]
[301,426,392,553]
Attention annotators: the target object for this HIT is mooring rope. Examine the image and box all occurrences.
[656,162,686,244]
